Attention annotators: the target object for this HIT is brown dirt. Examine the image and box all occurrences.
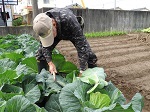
[56,32,150,112]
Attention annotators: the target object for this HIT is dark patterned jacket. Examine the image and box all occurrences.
[36,8,97,71]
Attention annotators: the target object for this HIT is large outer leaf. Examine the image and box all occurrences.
[36,69,50,83]
[59,80,81,112]
[0,100,6,112]
[105,82,126,105]
[15,64,36,76]
[52,54,65,70]
[24,84,41,103]
[0,43,19,51]
[0,70,17,86]
[0,48,5,55]
[22,74,40,103]
[74,82,91,102]
[34,104,48,112]
[22,75,37,87]
[131,93,144,112]
[83,103,134,112]
[0,67,6,74]
[36,69,63,96]
[66,70,79,83]
[45,94,63,112]
[81,68,107,84]
[82,67,106,80]
[0,58,17,70]
[59,80,90,112]
[1,52,24,64]
[52,54,78,74]
[21,57,38,73]
[23,46,37,57]
[0,84,23,101]
[59,61,78,74]
[5,95,36,112]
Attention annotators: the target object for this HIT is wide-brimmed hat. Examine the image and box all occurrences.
[33,13,54,47]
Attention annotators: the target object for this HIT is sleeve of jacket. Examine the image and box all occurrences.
[43,37,61,63]
[70,35,92,71]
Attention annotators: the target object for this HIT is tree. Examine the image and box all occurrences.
[31,0,39,21]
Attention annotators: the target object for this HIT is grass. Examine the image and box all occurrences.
[141,27,150,33]
[85,31,127,38]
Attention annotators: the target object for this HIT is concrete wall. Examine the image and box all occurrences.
[0,26,34,36]
[1,8,150,36]
[40,8,150,33]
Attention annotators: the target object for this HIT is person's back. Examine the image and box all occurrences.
[46,8,83,40]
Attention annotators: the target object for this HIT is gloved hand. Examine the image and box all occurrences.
[48,61,57,81]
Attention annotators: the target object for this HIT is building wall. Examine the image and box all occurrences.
[38,0,55,9]
[5,7,12,26]
[0,5,13,26]
[0,8,4,25]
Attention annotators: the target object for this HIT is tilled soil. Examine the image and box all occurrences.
[56,33,150,112]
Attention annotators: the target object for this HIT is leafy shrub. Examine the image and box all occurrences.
[12,17,23,26]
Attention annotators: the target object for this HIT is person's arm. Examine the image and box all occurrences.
[42,37,61,74]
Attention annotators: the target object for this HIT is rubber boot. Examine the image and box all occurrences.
[88,52,98,68]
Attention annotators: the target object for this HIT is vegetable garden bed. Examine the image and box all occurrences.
[0,34,144,112]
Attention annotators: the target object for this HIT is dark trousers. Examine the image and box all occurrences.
[37,60,48,73]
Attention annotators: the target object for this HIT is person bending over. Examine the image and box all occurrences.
[33,8,97,76]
